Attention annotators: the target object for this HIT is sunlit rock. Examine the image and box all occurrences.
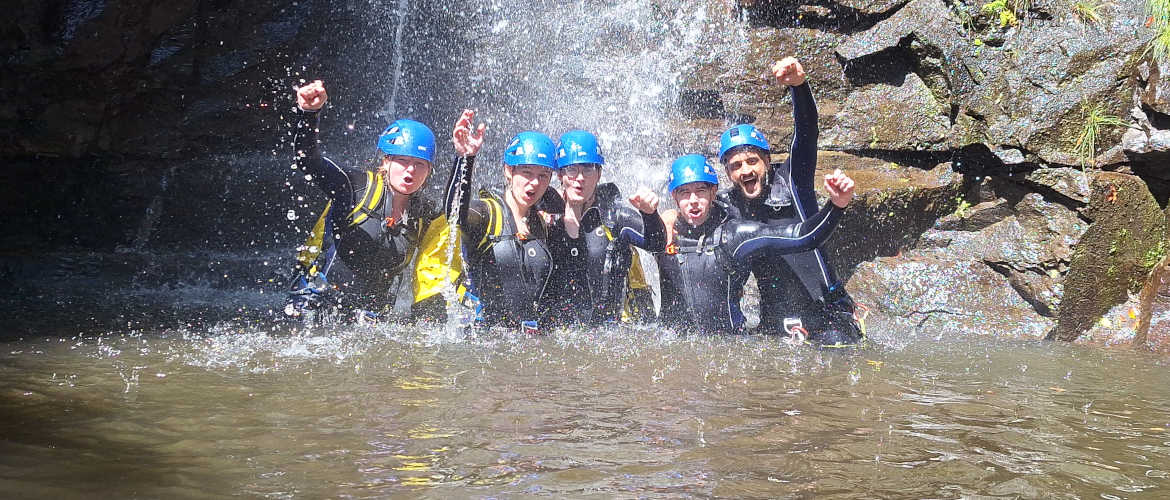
[819,72,951,151]
[847,252,1053,339]
[1051,172,1168,341]
[1135,254,1170,353]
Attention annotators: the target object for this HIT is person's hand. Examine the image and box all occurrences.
[660,209,679,248]
[452,109,487,156]
[771,57,806,87]
[824,169,855,208]
[628,187,659,214]
[295,80,328,111]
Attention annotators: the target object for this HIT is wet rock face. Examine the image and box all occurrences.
[819,72,951,151]
[812,154,964,275]
[847,253,1053,338]
[849,175,1085,334]
[1051,172,1168,341]
[828,0,1152,169]
[2,0,456,252]
[1135,255,1170,352]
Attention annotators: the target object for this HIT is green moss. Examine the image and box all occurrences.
[1143,239,1168,270]
[953,198,972,218]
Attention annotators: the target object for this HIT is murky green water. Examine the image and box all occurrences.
[3,319,1168,499]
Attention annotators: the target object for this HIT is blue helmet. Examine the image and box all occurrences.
[377,119,436,163]
[503,131,558,169]
[668,154,719,193]
[718,123,770,163]
[556,130,605,168]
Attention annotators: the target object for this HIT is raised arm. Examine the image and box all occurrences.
[771,58,821,218]
[726,170,854,262]
[445,110,491,245]
[621,187,666,251]
[292,80,353,201]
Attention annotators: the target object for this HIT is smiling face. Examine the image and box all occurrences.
[558,164,601,205]
[505,164,554,209]
[671,182,717,227]
[382,155,432,195]
[723,147,769,200]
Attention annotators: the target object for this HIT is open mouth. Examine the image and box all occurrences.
[523,187,537,202]
[686,206,703,220]
[740,172,760,194]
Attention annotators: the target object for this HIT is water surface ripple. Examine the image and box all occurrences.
[2,324,1168,498]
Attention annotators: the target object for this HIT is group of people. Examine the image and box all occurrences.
[282,57,864,347]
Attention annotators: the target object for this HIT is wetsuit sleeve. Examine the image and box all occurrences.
[444,155,491,245]
[784,82,820,218]
[293,108,356,209]
[725,202,843,262]
[614,205,666,252]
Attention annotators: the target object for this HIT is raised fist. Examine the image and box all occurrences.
[628,187,660,215]
[771,57,806,87]
[295,80,328,111]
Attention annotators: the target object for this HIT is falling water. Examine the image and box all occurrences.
[384,0,411,119]
[128,166,177,251]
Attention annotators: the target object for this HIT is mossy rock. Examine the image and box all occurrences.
[1050,172,1167,341]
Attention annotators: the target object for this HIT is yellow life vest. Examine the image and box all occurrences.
[413,214,464,303]
[295,171,386,274]
[412,190,505,303]
[598,224,653,322]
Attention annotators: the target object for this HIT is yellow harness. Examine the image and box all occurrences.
[295,171,386,274]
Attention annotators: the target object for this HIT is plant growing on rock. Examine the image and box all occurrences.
[1150,0,1170,62]
[1073,101,1128,169]
[1072,0,1106,26]
[982,0,1030,28]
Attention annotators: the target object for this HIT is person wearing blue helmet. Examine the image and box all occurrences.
[442,110,558,330]
[654,154,857,337]
[283,80,440,321]
[538,130,666,325]
[717,57,864,346]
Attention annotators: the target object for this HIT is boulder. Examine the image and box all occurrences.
[1135,254,1170,352]
[847,252,1053,339]
[819,72,952,151]
[1050,172,1168,341]
[814,156,965,275]
[834,0,1153,167]
[916,188,1085,317]
[1139,60,1170,117]
[1011,167,1092,205]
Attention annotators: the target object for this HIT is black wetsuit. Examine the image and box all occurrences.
[444,155,553,328]
[290,109,437,313]
[540,184,666,325]
[656,202,843,334]
[719,82,861,342]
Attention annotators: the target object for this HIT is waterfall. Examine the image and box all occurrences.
[385,0,411,119]
[128,166,178,251]
[427,0,744,191]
